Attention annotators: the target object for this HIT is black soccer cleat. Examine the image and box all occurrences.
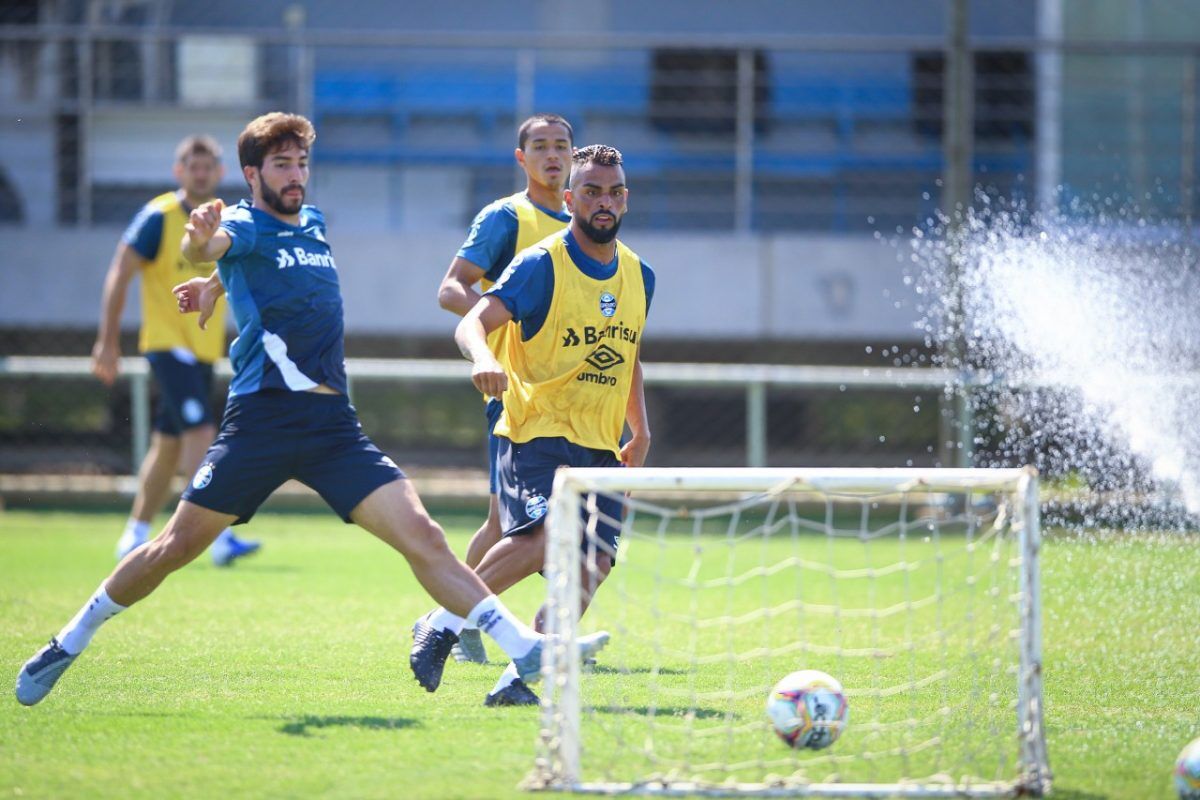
[484,678,540,707]
[409,617,459,693]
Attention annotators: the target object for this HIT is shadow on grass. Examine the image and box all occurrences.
[275,714,420,737]
[586,665,687,676]
[1043,790,1107,800]
[592,705,729,720]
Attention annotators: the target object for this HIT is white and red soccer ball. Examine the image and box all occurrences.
[766,669,849,750]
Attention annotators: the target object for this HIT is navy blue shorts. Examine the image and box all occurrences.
[145,350,215,435]
[181,389,405,525]
[495,436,623,560]
[485,398,503,494]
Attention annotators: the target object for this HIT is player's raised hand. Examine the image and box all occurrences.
[90,340,120,386]
[470,357,508,397]
[185,199,224,245]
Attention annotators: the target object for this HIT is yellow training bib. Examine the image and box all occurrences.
[479,193,569,398]
[137,192,226,362]
[494,233,646,457]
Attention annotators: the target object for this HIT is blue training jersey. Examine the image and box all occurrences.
[217,201,347,397]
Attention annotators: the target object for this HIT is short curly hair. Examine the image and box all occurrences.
[237,112,316,171]
[571,144,623,169]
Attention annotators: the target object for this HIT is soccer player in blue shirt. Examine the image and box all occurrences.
[15,112,608,707]
[435,113,573,664]
[411,145,653,706]
[91,135,259,567]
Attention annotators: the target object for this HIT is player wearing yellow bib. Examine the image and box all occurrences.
[434,114,573,664]
[411,145,654,706]
[91,135,259,567]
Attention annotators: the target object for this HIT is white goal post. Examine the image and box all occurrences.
[530,467,1049,798]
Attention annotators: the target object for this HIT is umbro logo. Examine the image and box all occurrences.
[585,344,625,372]
[476,610,498,633]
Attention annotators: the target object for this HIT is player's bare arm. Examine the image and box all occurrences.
[91,243,148,387]
[620,354,651,468]
[181,199,232,264]
[172,271,225,331]
[437,257,488,317]
[455,295,513,397]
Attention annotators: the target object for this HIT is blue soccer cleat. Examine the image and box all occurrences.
[15,639,78,706]
[514,630,610,686]
[211,534,261,567]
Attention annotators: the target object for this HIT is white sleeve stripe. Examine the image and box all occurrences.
[260,331,319,391]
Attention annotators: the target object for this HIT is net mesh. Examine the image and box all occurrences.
[533,469,1048,797]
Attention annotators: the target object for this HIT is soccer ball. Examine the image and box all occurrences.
[766,669,849,750]
[1177,736,1200,800]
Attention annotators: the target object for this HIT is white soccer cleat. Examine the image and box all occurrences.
[514,630,610,685]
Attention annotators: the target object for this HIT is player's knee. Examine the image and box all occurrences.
[403,515,453,564]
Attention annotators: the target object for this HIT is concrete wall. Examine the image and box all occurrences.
[0,227,921,341]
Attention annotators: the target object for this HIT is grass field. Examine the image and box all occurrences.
[1,507,1197,799]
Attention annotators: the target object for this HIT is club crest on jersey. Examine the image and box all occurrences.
[599,292,617,317]
[525,495,548,521]
[192,462,215,490]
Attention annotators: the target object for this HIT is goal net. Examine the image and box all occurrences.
[528,468,1050,797]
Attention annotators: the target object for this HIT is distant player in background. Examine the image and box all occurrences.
[90,135,259,567]
[411,144,653,706]
[434,113,574,664]
[16,112,608,708]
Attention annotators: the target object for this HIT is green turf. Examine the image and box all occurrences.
[0,509,1197,799]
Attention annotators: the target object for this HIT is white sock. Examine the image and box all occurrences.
[214,528,234,546]
[490,662,520,694]
[468,595,540,660]
[427,607,466,635]
[56,583,127,655]
[124,519,151,542]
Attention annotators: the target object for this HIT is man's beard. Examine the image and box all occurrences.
[577,212,621,245]
[261,181,304,215]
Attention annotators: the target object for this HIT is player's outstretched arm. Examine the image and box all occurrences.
[455,295,513,397]
[437,257,488,317]
[620,353,652,468]
[91,243,146,387]
[172,272,225,331]
[181,199,232,264]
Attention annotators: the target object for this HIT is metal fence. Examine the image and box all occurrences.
[0,356,962,478]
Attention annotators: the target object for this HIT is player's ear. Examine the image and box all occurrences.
[564,187,574,213]
[514,147,526,168]
[242,164,257,190]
